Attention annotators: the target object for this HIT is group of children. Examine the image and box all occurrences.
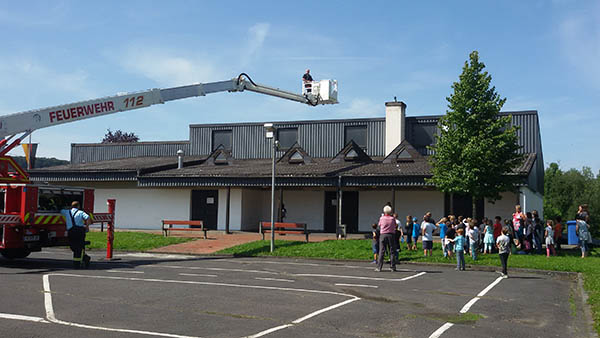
[370,209,571,278]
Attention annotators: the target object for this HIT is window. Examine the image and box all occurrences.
[344,126,367,148]
[212,130,232,151]
[277,128,298,150]
[289,151,304,164]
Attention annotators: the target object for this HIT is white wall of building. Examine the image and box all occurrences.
[242,189,267,231]
[93,188,190,229]
[217,188,242,231]
[485,192,518,220]
[282,190,325,231]
[519,186,544,218]
[358,190,393,232]
[395,190,445,224]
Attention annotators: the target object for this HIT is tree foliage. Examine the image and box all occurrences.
[12,156,69,169]
[101,129,139,143]
[428,51,523,216]
[544,162,599,236]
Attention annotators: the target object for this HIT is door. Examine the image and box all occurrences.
[324,191,337,233]
[447,193,484,219]
[342,191,359,233]
[191,190,218,230]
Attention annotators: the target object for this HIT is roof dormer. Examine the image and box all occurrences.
[331,140,372,163]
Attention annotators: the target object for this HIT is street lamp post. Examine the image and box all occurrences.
[264,123,277,253]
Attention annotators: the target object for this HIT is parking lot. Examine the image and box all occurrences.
[0,249,592,338]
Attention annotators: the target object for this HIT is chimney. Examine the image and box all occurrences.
[385,100,406,156]
[177,149,184,169]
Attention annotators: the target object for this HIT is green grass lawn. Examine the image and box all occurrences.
[218,239,600,334]
[86,231,195,251]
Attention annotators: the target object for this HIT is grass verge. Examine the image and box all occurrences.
[218,239,600,334]
[86,231,195,251]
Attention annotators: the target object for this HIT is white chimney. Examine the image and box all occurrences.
[177,149,184,169]
[385,100,406,156]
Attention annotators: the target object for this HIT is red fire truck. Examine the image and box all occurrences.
[0,74,338,259]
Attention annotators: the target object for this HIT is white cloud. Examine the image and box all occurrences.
[115,47,224,87]
[247,23,270,55]
[558,8,600,89]
[335,98,382,118]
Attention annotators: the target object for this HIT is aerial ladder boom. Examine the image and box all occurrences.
[0,74,338,141]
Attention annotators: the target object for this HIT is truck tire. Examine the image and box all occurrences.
[0,249,31,259]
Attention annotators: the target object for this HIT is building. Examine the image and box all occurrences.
[30,102,544,232]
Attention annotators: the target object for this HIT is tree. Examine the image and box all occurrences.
[428,51,523,218]
[101,129,139,143]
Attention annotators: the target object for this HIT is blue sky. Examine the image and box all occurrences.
[0,1,598,172]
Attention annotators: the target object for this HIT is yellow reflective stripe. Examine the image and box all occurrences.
[24,213,29,222]
[35,216,43,225]
[43,216,52,224]
[53,215,60,223]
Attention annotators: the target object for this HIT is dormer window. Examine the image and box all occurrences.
[214,152,229,165]
[396,148,413,162]
[345,149,359,161]
[289,151,304,164]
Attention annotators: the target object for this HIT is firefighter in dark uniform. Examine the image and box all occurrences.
[67,201,91,268]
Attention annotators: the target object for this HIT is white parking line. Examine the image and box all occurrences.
[335,283,378,288]
[179,273,218,278]
[0,313,49,323]
[428,276,505,338]
[106,270,144,274]
[42,273,360,338]
[148,265,278,275]
[293,271,426,282]
[227,259,414,272]
[255,277,295,283]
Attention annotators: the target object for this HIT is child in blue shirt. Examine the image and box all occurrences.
[438,218,448,257]
[411,217,420,250]
[449,228,466,271]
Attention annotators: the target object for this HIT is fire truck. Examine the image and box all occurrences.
[0,74,338,259]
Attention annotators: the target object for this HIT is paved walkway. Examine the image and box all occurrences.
[149,231,362,255]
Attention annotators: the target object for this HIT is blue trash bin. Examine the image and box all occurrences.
[567,220,578,245]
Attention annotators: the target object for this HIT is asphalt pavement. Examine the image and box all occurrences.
[0,248,593,338]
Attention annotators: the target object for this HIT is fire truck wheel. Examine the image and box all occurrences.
[0,249,31,259]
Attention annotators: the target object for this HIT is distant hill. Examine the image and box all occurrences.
[12,156,69,169]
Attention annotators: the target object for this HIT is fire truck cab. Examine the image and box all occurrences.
[0,184,94,259]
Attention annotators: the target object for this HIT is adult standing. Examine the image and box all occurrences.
[421,214,436,257]
[65,201,91,269]
[404,215,413,250]
[512,205,526,246]
[576,205,591,258]
[376,205,397,272]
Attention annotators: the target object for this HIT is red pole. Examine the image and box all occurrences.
[106,199,116,259]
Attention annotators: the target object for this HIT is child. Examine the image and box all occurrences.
[393,213,403,260]
[554,216,563,250]
[545,220,556,257]
[483,219,495,254]
[496,226,511,277]
[371,223,379,263]
[411,217,420,251]
[445,222,456,259]
[467,221,479,260]
[404,215,413,250]
[451,228,466,271]
[437,217,448,257]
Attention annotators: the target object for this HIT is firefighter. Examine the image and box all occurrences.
[67,201,91,269]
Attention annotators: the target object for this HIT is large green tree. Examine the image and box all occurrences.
[429,51,522,218]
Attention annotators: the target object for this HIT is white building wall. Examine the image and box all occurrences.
[242,189,267,231]
[485,192,518,220]
[282,190,325,231]
[519,186,544,219]
[93,188,190,229]
[395,190,445,224]
[218,188,242,231]
[358,190,393,232]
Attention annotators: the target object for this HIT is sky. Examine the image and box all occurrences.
[0,1,598,173]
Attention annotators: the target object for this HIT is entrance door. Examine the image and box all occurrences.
[324,192,337,233]
[342,191,359,233]
[447,193,484,219]
[191,190,218,230]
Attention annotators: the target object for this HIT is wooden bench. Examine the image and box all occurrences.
[259,222,309,242]
[162,220,207,239]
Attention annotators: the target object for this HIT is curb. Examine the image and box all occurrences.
[577,272,599,338]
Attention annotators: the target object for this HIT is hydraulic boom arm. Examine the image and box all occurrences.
[0,74,338,142]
